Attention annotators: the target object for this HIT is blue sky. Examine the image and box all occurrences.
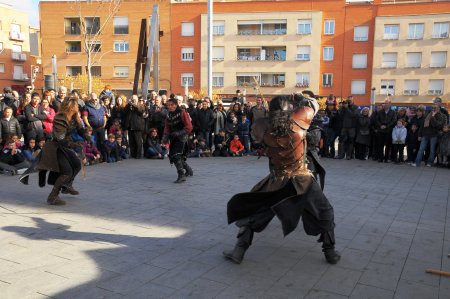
[2,0,40,27]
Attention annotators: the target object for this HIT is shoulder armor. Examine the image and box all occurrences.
[291,106,316,132]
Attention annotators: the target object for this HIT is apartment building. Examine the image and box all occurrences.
[372,13,450,104]
[0,3,34,94]
[39,0,172,95]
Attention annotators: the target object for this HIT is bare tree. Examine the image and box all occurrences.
[74,0,122,93]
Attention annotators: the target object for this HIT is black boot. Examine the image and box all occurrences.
[183,160,193,177]
[173,158,186,183]
[174,170,186,183]
[223,226,253,264]
[319,231,340,264]
[61,185,80,195]
[47,175,70,205]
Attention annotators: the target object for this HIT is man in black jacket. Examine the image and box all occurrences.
[51,86,67,113]
[195,100,214,148]
[124,95,145,158]
[0,87,19,117]
[337,97,359,159]
[24,93,47,142]
[0,107,21,145]
[375,100,397,162]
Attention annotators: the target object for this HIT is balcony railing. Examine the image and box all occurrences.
[381,62,397,68]
[432,32,449,39]
[65,26,81,35]
[9,31,25,41]
[383,33,399,40]
[296,54,310,61]
[260,82,285,87]
[403,90,418,95]
[11,52,27,61]
[13,73,29,81]
[428,90,443,95]
[296,83,310,88]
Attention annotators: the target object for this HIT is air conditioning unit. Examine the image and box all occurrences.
[11,52,20,60]
[20,53,27,61]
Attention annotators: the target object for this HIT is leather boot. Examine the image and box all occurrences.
[61,185,80,195]
[223,226,253,264]
[183,161,193,177]
[319,231,340,264]
[47,175,70,205]
[174,170,186,183]
[173,158,186,183]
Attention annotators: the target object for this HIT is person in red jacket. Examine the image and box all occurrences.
[229,135,244,157]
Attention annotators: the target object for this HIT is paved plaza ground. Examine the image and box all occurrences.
[0,157,449,299]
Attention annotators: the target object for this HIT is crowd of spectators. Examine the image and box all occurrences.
[0,84,449,175]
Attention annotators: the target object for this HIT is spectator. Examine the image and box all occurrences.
[124,95,145,159]
[99,84,116,106]
[115,134,129,160]
[375,100,397,163]
[22,138,39,162]
[438,124,450,167]
[229,135,245,157]
[229,102,243,120]
[83,93,107,151]
[148,95,167,140]
[0,107,21,146]
[24,93,46,141]
[225,111,238,139]
[104,134,120,163]
[41,97,55,140]
[108,119,122,136]
[213,129,229,157]
[337,97,358,160]
[195,100,214,148]
[355,108,371,160]
[186,134,200,158]
[433,97,449,124]
[213,103,227,141]
[406,123,420,164]
[198,138,212,157]
[111,94,128,126]
[396,107,409,127]
[83,136,102,166]
[391,119,407,163]
[146,128,167,159]
[52,86,67,113]
[413,103,446,167]
[248,96,267,125]
[0,87,19,116]
[325,101,338,158]
[0,138,29,175]
[102,96,113,132]
[237,114,250,154]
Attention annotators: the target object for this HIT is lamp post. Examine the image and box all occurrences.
[207,0,213,98]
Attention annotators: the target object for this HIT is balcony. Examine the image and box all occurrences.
[296,83,310,88]
[13,73,29,81]
[237,47,286,61]
[260,82,285,87]
[296,54,310,61]
[383,33,399,40]
[381,62,397,68]
[11,52,27,61]
[432,32,449,39]
[9,31,25,41]
[403,90,418,95]
[237,22,287,36]
[65,26,81,35]
[323,84,332,88]
[65,41,82,53]
[428,90,443,95]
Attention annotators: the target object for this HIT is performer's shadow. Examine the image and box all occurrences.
[3,217,189,297]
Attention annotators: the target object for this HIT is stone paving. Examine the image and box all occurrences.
[0,157,449,299]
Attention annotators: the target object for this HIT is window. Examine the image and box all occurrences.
[66,66,82,76]
[90,66,101,77]
[322,73,333,87]
[354,26,369,41]
[324,20,335,35]
[384,24,399,40]
[114,17,129,34]
[297,19,312,35]
[13,65,25,80]
[0,63,4,73]
[296,46,311,61]
[430,51,447,68]
[10,23,21,33]
[114,66,129,77]
[87,41,101,52]
[12,44,22,53]
[403,80,419,95]
[213,73,224,87]
[212,47,224,61]
[351,80,366,95]
[65,18,81,35]
[85,17,100,34]
[236,73,260,86]
[428,80,444,95]
[408,23,424,40]
[296,73,310,87]
[213,21,225,35]
[323,47,334,61]
[406,52,421,68]
[65,41,81,53]
[181,47,194,61]
[382,52,397,68]
[181,73,194,87]
[352,54,367,69]
[380,80,395,95]
[181,22,194,36]
[114,41,129,52]
[433,22,449,39]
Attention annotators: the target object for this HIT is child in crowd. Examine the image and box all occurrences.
[108,119,122,136]
[146,128,166,159]
[104,134,120,163]
[115,135,129,160]
[229,135,245,157]
[83,134,102,165]
[237,115,250,155]
[10,134,23,150]
[406,123,420,164]
[213,129,229,157]
[187,134,200,158]
[438,124,450,167]
[198,138,212,157]
[85,127,97,146]
[0,138,29,175]
[22,138,39,162]
[392,119,407,163]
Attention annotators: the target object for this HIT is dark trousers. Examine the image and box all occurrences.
[376,132,392,161]
[57,148,81,187]
[355,143,368,160]
[197,130,211,149]
[392,144,405,163]
[338,128,355,159]
[128,130,143,158]
[407,145,418,162]
[326,128,338,158]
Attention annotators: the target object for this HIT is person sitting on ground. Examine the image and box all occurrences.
[104,134,120,163]
[146,128,167,159]
[108,119,122,136]
[9,134,23,150]
[115,134,129,160]
[198,138,212,157]
[213,129,229,157]
[186,134,200,158]
[0,107,21,147]
[83,135,102,165]
[22,138,39,162]
[0,138,30,175]
[229,134,245,157]
[437,124,450,167]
